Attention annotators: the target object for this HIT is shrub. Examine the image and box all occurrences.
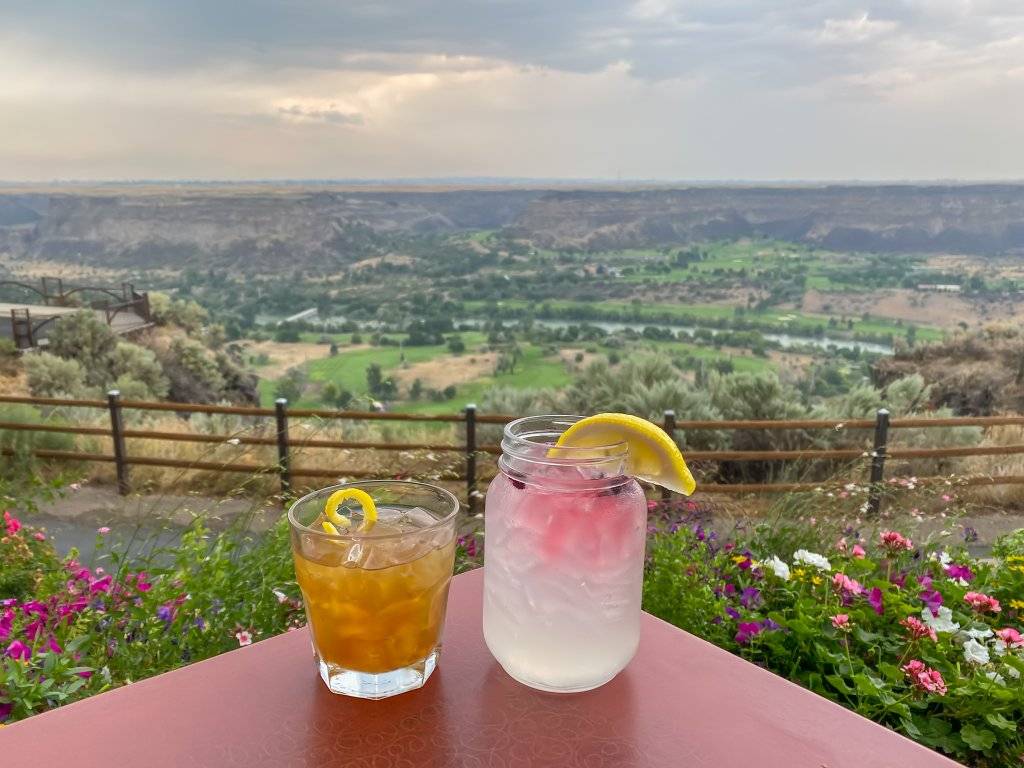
[160,339,226,402]
[109,343,169,399]
[0,339,18,376]
[45,311,118,379]
[23,353,87,398]
[148,293,208,333]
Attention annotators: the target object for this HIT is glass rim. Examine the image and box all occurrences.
[287,479,460,541]
[501,414,629,466]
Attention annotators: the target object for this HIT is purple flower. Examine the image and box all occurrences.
[0,609,13,641]
[919,589,943,617]
[0,701,11,721]
[740,587,762,610]
[760,618,782,632]
[725,606,742,620]
[962,526,978,543]
[23,618,44,641]
[156,605,174,623]
[723,583,737,597]
[890,571,907,589]
[44,636,62,654]
[735,622,764,645]
[194,616,206,631]
[21,601,46,617]
[868,587,884,616]
[917,573,933,591]
[944,563,974,582]
[5,640,30,660]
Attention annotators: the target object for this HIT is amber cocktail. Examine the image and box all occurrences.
[288,481,459,699]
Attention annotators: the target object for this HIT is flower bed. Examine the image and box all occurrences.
[2,481,1021,765]
[642,500,1024,767]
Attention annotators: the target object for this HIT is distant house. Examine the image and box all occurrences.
[916,284,962,293]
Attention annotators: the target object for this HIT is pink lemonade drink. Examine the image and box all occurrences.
[483,415,647,692]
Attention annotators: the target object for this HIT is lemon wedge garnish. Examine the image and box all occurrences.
[555,413,696,495]
[321,488,377,534]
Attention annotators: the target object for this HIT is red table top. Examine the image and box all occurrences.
[3,568,959,767]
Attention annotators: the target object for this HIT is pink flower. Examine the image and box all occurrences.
[900,616,938,642]
[902,660,947,696]
[3,511,21,536]
[880,530,913,553]
[964,591,1002,614]
[832,573,863,602]
[97,526,111,535]
[33,531,46,542]
[995,628,1023,648]
[235,630,253,647]
[830,614,851,630]
[851,544,866,559]
[835,537,848,553]
[646,500,658,512]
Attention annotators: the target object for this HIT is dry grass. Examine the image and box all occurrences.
[963,425,1024,507]
[392,352,499,390]
[34,412,468,498]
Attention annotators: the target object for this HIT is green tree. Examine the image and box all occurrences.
[409,378,424,401]
[365,363,397,400]
[274,367,307,403]
[447,336,466,354]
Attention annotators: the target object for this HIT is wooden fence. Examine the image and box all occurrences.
[3,393,1024,511]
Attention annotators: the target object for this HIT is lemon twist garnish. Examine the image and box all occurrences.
[321,488,377,534]
[554,413,696,495]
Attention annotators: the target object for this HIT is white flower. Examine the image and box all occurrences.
[984,671,1006,685]
[235,631,253,647]
[921,606,960,634]
[793,549,831,572]
[963,638,990,665]
[992,640,1006,657]
[1007,665,1021,679]
[929,550,953,568]
[765,556,791,581]
[959,626,993,641]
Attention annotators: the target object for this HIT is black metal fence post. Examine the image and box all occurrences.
[465,404,477,511]
[107,389,130,495]
[275,398,291,496]
[661,410,676,501]
[867,408,890,516]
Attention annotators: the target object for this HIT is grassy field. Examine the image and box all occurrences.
[257,332,571,412]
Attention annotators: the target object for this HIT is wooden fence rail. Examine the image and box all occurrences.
[4,394,1024,510]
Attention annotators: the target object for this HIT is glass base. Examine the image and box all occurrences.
[499,664,618,694]
[317,648,439,699]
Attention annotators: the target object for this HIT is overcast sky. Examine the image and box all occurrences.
[1,1,1022,181]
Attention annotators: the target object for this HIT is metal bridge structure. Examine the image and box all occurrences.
[0,277,152,349]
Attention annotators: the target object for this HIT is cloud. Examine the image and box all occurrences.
[819,13,898,44]
[276,104,363,125]
[0,1,1022,180]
